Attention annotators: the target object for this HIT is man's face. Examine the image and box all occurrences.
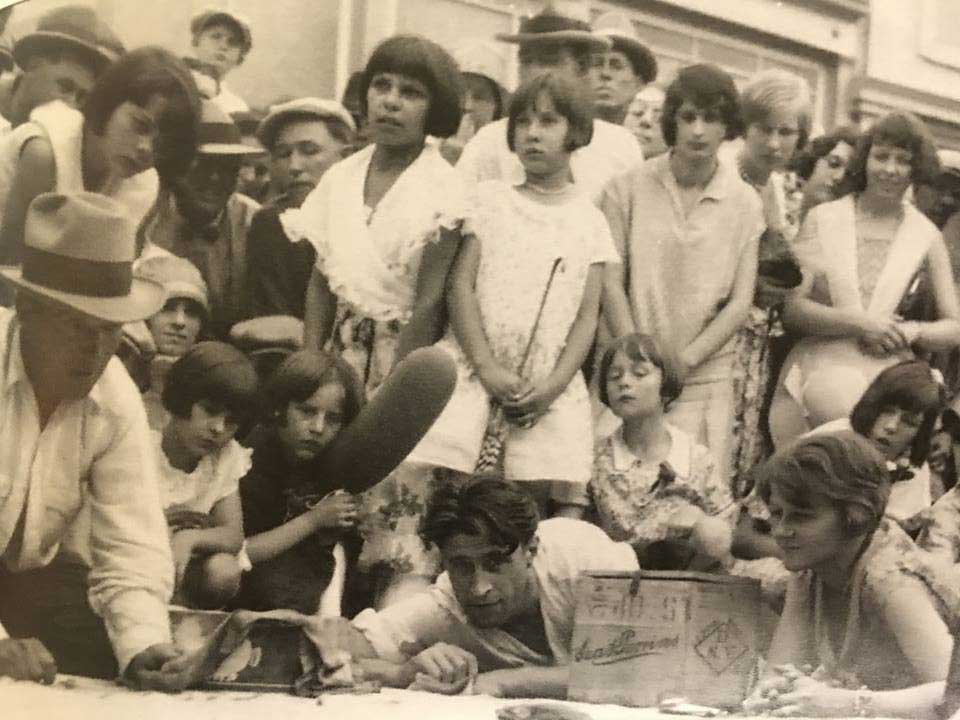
[19,295,122,403]
[589,50,642,115]
[518,44,585,86]
[271,119,347,207]
[146,297,204,357]
[21,52,96,114]
[441,531,536,629]
[178,153,242,223]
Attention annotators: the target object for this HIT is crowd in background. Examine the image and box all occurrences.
[4,2,960,716]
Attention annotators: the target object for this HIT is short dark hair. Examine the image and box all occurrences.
[359,34,463,139]
[756,431,890,537]
[260,349,364,427]
[83,46,201,183]
[162,341,258,421]
[420,478,539,553]
[506,72,593,153]
[837,112,941,196]
[789,125,861,181]
[597,333,682,409]
[849,360,946,466]
[661,63,742,146]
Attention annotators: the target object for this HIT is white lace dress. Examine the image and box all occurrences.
[410,181,618,486]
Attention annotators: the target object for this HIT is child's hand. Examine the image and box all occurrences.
[170,530,198,588]
[309,491,359,531]
[502,382,556,428]
[478,364,525,403]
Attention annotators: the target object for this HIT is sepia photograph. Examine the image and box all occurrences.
[2,0,960,717]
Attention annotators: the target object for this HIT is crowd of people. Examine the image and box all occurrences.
[4,3,960,717]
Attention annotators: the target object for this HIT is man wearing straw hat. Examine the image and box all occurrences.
[457,4,642,200]
[589,11,658,126]
[0,192,188,690]
[0,4,124,132]
[142,100,265,339]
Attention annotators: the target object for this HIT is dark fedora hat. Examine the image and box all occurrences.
[496,8,611,51]
[13,5,124,74]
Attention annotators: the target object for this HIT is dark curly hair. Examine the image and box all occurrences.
[420,478,539,553]
[661,63,742,147]
[359,34,463,139]
[836,112,941,196]
[756,431,891,538]
[788,125,860,181]
[597,333,683,410]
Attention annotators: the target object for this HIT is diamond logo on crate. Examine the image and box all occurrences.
[694,617,749,675]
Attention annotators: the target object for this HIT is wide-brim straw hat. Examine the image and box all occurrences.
[199,100,266,156]
[256,97,356,151]
[496,9,611,51]
[13,5,124,74]
[592,11,657,84]
[190,8,253,56]
[0,193,164,323]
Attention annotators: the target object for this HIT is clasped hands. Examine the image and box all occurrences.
[743,664,862,717]
[858,314,919,357]
[403,642,509,697]
[479,364,557,430]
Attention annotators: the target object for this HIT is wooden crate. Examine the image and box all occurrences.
[567,570,760,709]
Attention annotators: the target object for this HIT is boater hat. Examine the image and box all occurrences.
[0,193,164,323]
[496,8,611,51]
[13,5,124,74]
[198,100,266,156]
[592,11,658,84]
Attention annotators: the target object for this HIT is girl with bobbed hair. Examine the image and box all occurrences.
[0,46,200,268]
[769,112,960,447]
[600,63,763,478]
[744,430,958,719]
[589,333,735,570]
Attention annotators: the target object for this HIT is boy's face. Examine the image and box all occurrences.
[194,23,243,77]
[21,52,96,114]
[440,531,536,629]
[272,119,347,207]
[146,297,204,357]
[277,382,346,464]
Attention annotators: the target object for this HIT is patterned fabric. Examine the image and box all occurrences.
[589,424,733,549]
[773,518,959,690]
[730,169,803,487]
[409,181,617,485]
[919,485,960,562]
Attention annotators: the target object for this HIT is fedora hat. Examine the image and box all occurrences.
[0,193,164,323]
[198,100,266,156]
[256,97,356,151]
[496,8,611,51]
[592,11,657,84]
[13,5,124,75]
[191,8,253,57]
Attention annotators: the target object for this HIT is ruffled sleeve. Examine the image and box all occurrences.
[213,440,253,505]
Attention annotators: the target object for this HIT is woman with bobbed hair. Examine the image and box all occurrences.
[744,430,957,719]
[769,112,960,447]
[0,46,200,268]
[282,34,466,394]
[600,63,762,477]
[727,68,815,489]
